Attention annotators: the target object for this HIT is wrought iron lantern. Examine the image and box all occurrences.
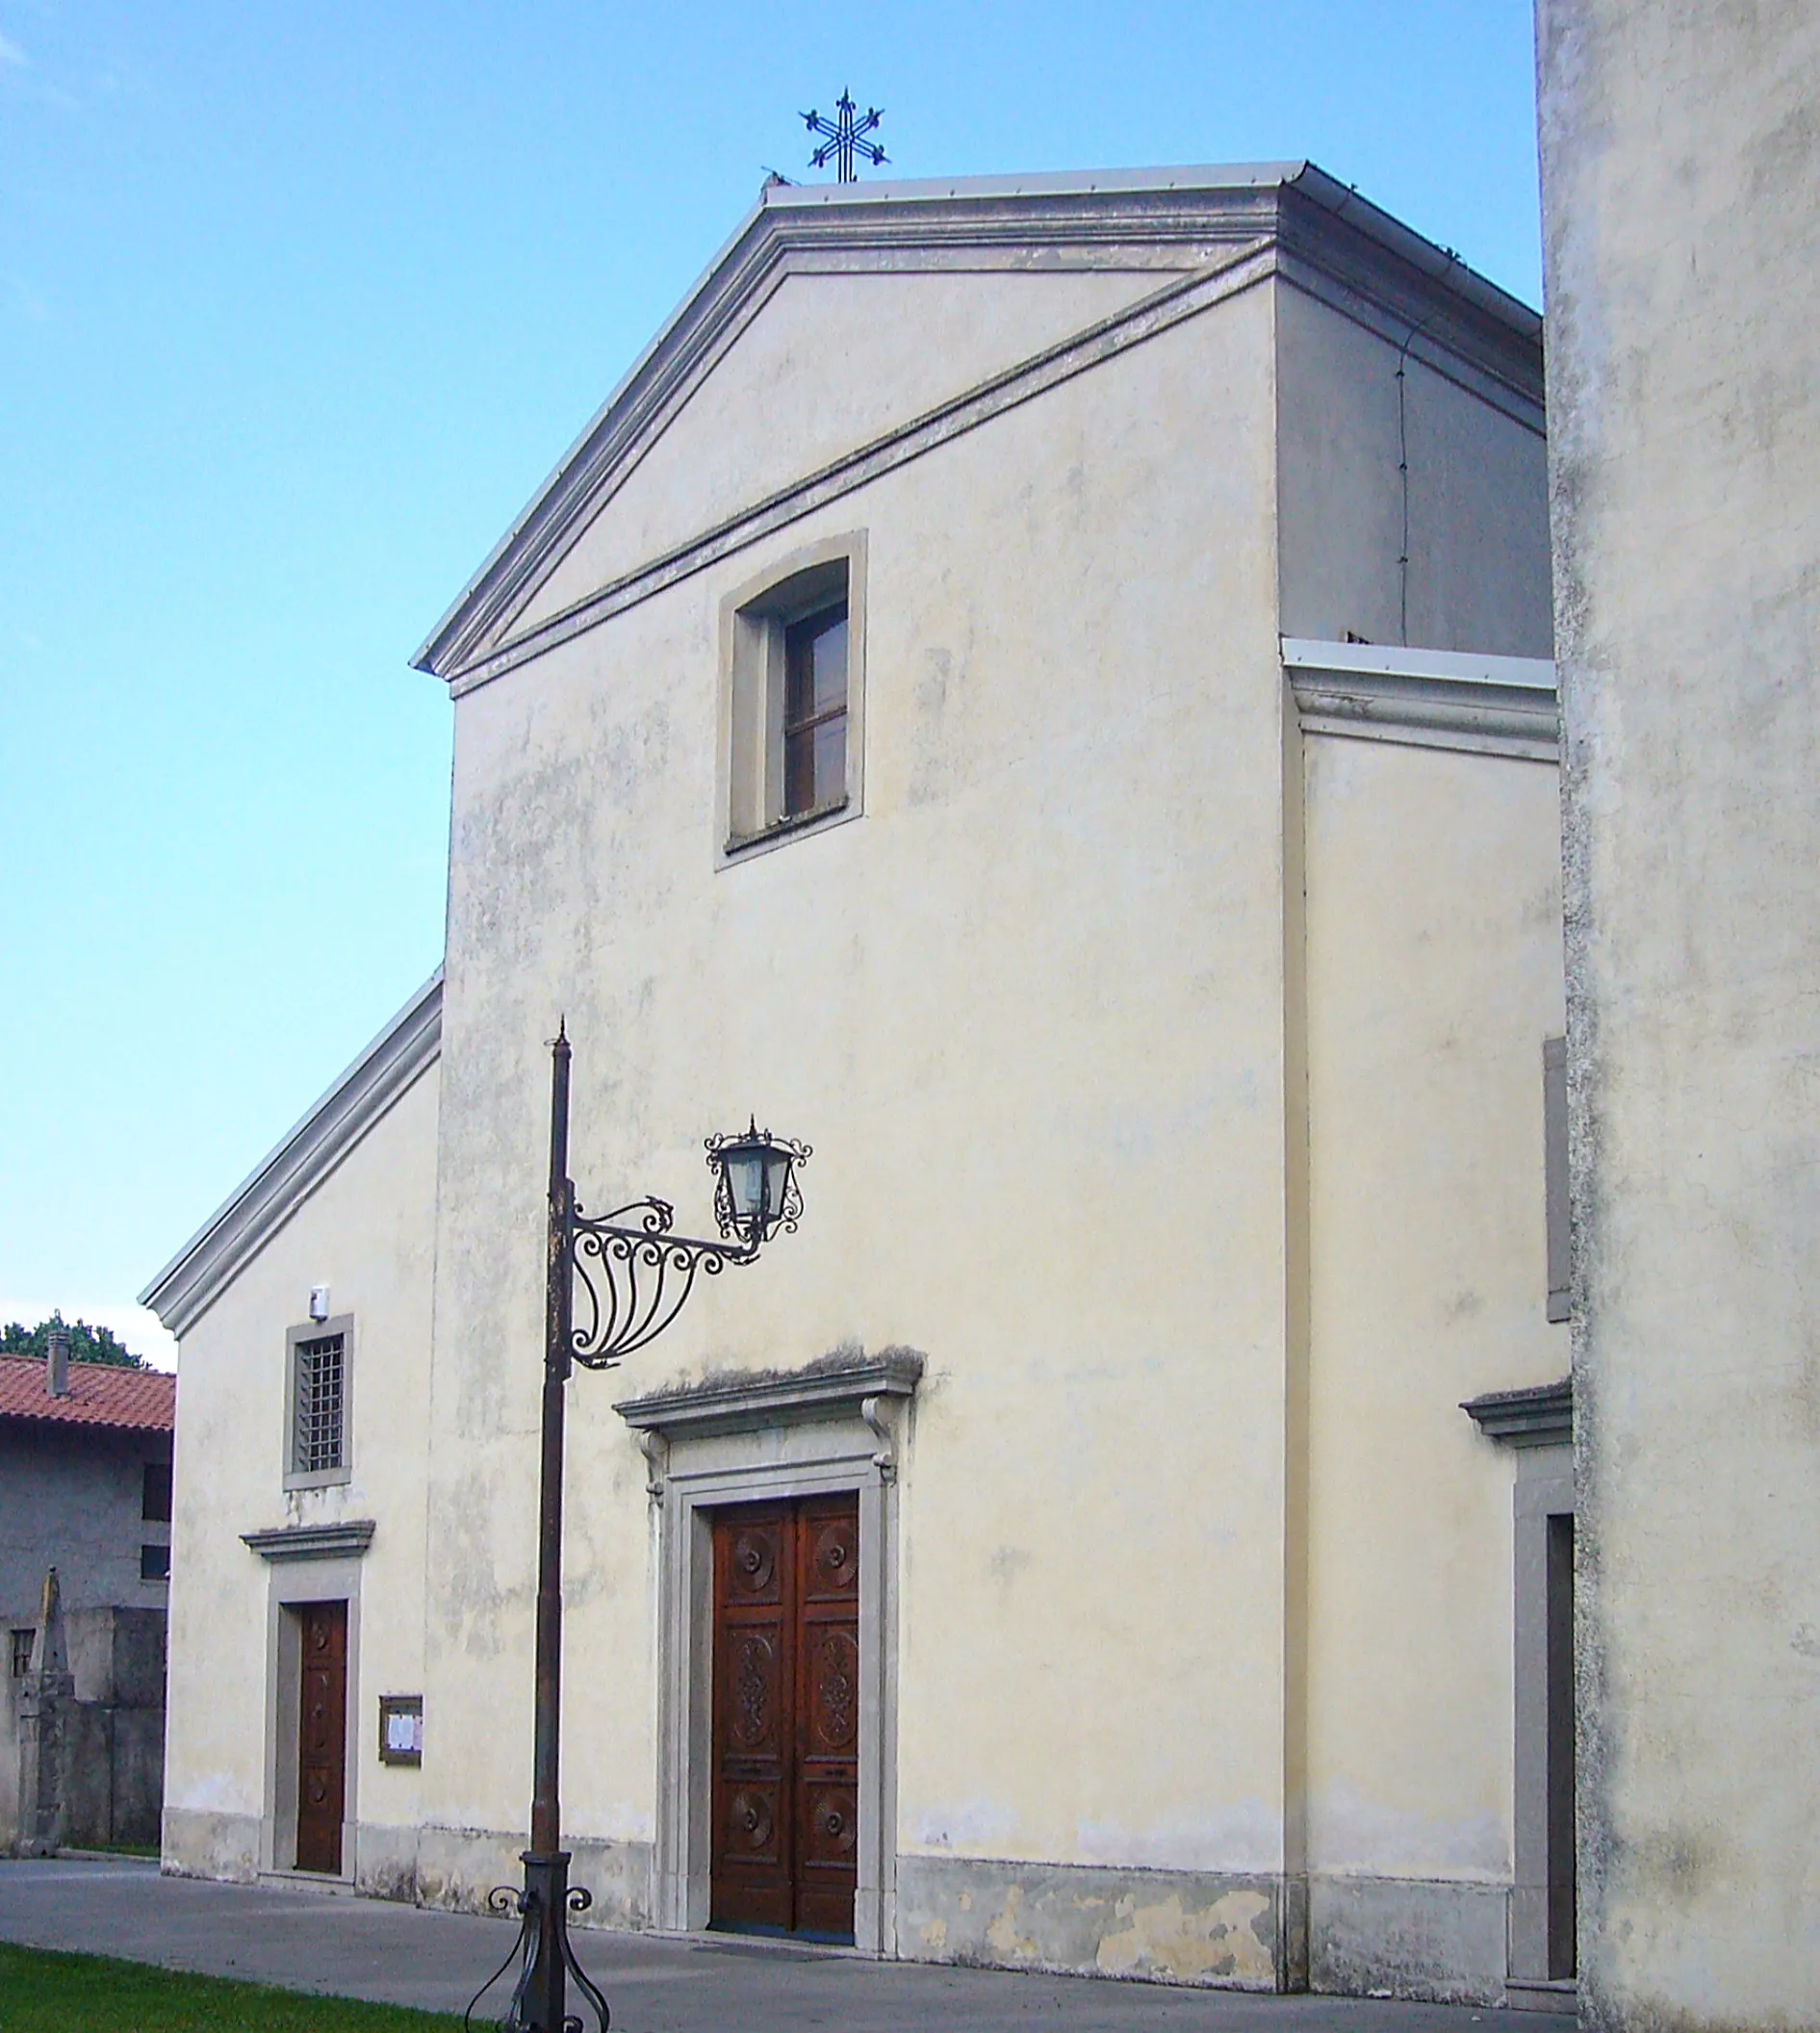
[469,1027,807,2033]
[707,1117,807,1248]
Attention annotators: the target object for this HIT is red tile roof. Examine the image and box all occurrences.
[0,1354,174,1434]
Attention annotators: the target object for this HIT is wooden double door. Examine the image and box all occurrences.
[295,1600,347,1875]
[709,1494,859,1941]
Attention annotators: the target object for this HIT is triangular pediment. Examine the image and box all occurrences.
[415,165,1542,692]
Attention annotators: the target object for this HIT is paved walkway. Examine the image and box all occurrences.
[0,1858,1572,2032]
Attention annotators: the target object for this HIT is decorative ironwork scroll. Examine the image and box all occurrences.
[566,1129,810,1370]
[568,1197,753,1371]
[466,1869,609,2032]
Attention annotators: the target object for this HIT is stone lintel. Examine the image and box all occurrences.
[614,1348,924,1441]
[1460,1377,1573,1448]
[241,1520,377,1562]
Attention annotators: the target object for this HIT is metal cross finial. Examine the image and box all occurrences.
[803,90,886,183]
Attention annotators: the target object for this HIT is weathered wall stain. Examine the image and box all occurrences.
[897,1855,1279,1990]
[1095,1887,1274,1985]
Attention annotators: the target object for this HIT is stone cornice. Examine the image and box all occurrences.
[615,1348,924,1441]
[415,163,1542,691]
[140,972,443,1340]
[1285,638,1560,762]
[1461,1377,1574,1448]
[241,1520,376,1562]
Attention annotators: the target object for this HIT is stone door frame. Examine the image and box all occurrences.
[241,1521,372,1885]
[616,1351,919,1955]
[1510,1440,1575,1989]
[1460,1377,1576,2007]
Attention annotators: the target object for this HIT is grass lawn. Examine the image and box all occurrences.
[0,1943,469,2031]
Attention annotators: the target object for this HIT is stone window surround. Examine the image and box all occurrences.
[243,1522,374,1885]
[717,532,867,865]
[284,1314,354,1492]
[615,1348,919,1953]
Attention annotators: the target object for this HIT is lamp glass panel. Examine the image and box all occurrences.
[723,1147,767,1222]
[761,1148,794,1225]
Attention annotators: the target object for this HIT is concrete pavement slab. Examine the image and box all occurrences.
[0,1859,1575,2032]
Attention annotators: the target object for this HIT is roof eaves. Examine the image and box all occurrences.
[139,969,444,1339]
[0,1405,174,1436]
[755,160,1309,210]
[1284,164,1541,341]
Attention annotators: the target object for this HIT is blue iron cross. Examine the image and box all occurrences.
[803,90,886,183]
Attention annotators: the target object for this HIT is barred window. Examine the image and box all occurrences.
[11,1629,33,1677]
[294,1331,346,1475]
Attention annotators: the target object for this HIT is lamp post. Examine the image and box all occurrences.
[472,1025,808,2033]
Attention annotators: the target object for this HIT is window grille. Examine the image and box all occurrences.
[294,1331,346,1475]
[10,1629,33,1677]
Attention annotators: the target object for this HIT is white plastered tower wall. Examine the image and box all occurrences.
[1536,6,1820,2027]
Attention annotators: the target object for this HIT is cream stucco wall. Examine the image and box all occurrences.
[426,274,1296,1911]
[1302,733,1565,1984]
[1277,287,1551,659]
[163,1061,438,1890]
[510,266,1187,645]
[1538,5,1820,2025]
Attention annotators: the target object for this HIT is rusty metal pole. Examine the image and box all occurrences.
[512,1025,575,2033]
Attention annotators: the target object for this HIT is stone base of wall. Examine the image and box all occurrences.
[1309,1872,1508,2006]
[896,1856,1509,2002]
[163,1807,260,1883]
[165,1810,651,1930]
[412,1826,652,1930]
[896,1855,1281,1989]
[160,1821,1507,2005]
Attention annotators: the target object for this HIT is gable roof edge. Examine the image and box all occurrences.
[413,189,775,678]
[415,162,1542,686]
[139,970,444,1340]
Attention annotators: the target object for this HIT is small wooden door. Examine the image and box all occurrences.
[295,1601,347,1874]
[710,1495,859,1941]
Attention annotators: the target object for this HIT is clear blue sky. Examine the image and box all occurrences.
[0,1,1542,1364]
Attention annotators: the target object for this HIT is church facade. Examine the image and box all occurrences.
[144,164,1572,2004]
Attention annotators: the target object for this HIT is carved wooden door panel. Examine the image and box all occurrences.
[710,1494,859,1940]
[711,1504,795,1931]
[792,1494,860,1938]
[295,1600,347,1874]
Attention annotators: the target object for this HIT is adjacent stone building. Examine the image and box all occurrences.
[0,1345,174,1851]
[143,164,1574,2003]
[1536,6,1820,2027]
